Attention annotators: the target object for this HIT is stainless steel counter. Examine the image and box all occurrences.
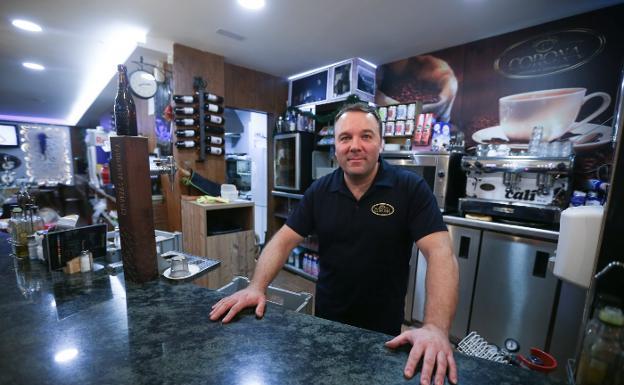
[442,215,559,241]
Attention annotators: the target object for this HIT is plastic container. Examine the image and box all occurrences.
[218,276,313,314]
[106,229,183,272]
[220,184,238,201]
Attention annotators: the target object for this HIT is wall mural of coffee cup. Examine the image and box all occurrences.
[376,5,623,155]
[471,88,611,148]
[500,88,610,142]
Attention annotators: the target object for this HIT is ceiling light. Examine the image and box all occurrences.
[23,62,45,71]
[359,58,377,69]
[238,0,265,10]
[54,348,78,363]
[65,24,147,125]
[12,19,42,32]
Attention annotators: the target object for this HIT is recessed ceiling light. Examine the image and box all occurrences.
[12,19,42,32]
[23,62,45,71]
[238,0,265,10]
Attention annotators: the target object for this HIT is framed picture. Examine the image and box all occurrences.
[395,120,406,136]
[378,107,387,122]
[396,104,407,120]
[387,106,397,121]
[333,62,352,98]
[407,103,417,119]
[291,70,329,106]
[405,119,415,136]
[384,121,395,136]
[356,66,376,96]
[20,124,74,185]
[0,124,20,147]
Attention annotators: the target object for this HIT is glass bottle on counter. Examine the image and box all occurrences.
[113,64,138,136]
[8,208,29,260]
[576,306,624,385]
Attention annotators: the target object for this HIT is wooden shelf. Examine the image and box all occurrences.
[271,190,303,199]
[274,212,290,220]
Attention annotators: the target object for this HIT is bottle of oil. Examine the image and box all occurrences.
[8,207,29,259]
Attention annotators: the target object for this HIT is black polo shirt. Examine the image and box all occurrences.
[286,160,447,335]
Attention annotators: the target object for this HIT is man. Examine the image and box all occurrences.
[210,103,459,385]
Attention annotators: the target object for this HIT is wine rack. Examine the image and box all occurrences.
[173,89,225,161]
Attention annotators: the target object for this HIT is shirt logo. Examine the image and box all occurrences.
[371,202,395,216]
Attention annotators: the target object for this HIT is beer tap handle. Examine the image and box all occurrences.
[150,155,178,191]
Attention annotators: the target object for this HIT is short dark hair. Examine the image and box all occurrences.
[334,102,382,137]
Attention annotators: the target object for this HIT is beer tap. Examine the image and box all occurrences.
[150,156,177,191]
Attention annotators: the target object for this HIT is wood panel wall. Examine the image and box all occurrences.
[162,44,226,231]
[224,63,289,240]
[161,45,288,232]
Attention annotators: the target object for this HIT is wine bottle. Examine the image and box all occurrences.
[208,114,224,125]
[205,126,225,135]
[175,129,198,138]
[114,64,138,136]
[175,140,197,149]
[207,136,223,145]
[174,118,198,126]
[173,93,224,104]
[208,146,223,155]
[173,103,224,115]
[172,95,197,104]
[174,115,225,126]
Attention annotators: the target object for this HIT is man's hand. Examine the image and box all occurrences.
[385,324,457,385]
[209,286,266,323]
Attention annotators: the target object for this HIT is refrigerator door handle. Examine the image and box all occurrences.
[458,236,471,259]
[533,250,550,278]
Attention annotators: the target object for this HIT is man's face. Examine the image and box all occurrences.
[334,111,383,179]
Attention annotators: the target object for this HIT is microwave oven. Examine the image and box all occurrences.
[381,151,465,212]
[273,132,314,193]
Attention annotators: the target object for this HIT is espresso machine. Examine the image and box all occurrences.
[459,156,574,226]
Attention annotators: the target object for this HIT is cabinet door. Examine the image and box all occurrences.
[469,231,558,353]
[411,225,481,339]
[447,224,481,340]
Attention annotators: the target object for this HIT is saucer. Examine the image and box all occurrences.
[472,123,611,151]
[162,264,200,280]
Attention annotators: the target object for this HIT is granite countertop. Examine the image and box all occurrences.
[0,237,564,385]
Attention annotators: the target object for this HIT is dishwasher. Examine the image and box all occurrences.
[468,230,559,353]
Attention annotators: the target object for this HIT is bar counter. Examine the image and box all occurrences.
[0,236,563,385]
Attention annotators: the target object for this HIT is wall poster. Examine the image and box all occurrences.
[376,4,624,187]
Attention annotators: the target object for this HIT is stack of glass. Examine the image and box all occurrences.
[528,126,573,158]
[528,126,543,156]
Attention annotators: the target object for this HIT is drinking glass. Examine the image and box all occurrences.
[169,256,190,278]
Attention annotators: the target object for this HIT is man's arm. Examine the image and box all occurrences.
[385,231,459,385]
[209,225,304,323]
[419,230,458,334]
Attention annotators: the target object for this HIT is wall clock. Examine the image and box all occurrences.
[129,69,158,99]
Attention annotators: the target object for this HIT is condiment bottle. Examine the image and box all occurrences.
[8,207,29,259]
[576,306,624,385]
[80,250,92,273]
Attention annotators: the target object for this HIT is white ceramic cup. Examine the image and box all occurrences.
[499,88,610,142]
